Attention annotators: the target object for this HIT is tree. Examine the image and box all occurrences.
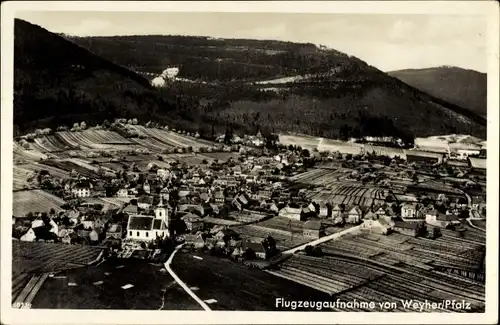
[262,236,277,258]
[80,121,87,130]
[312,246,323,257]
[432,226,442,239]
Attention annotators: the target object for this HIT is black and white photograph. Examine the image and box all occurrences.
[1,1,498,324]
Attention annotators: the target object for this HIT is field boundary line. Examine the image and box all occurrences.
[23,273,49,305]
[164,245,211,311]
[88,250,105,265]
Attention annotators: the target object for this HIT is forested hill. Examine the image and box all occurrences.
[14,19,194,134]
[388,66,487,119]
[13,19,486,140]
[65,34,360,82]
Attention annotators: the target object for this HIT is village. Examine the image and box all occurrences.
[12,121,487,310]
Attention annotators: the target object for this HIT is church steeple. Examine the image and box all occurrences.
[154,196,169,224]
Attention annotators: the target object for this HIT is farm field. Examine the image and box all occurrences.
[12,240,103,304]
[81,197,128,211]
[13,190,66,217]
[318,230,485,277]
[232,217,312,250]
[201,152,241,162]
[40,159,106,179]
[408,180,464,196]
[13,165,36,191]
[256,216,306,233]
[30,257,202,310]
[272,252,485,312]
[290,168,351,184]
[128,125,214,150]
[171,251,331,310]
[291,174,389,206]
[14,143,48,162]
[17,162,70,179]
[15,126,216,160]
[163,153,212,165]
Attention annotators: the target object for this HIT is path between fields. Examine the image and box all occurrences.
[164,245,212,311]
[282,225,362,254]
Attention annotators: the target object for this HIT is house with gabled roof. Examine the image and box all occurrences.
[72,180,93,198]
[401,202,417,218]
[279,205,302,221]
[243,241,267,259]
[363,210,378,221]
[361,217,392,235]
[303,220,324,239]
[213,190,225,203]
[181,213,203,233]
[375,207,387,218]
[123,204,138,215]
[346,206,363,224]
[393,221,425,237]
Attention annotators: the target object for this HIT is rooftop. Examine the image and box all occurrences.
[128,215,154,231]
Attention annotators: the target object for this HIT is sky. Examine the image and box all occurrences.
[16,11,487,72]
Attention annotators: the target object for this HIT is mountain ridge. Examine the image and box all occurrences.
[388,66,487,119]
[13,19,486,140]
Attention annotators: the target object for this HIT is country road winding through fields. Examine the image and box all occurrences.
[165,245,212,311]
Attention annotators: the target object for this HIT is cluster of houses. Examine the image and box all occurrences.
[216,131,266,147]
[275,199,468,239]
[13,205,121,246]
[182,227,273,261]
[13,133,486,265]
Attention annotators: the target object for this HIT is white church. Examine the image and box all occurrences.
[126,197,171,242]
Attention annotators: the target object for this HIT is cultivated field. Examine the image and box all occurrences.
[291,172,389,206]
[171,252,330,310]
[13,190,66,217]
[290,168,351,184]
[12,240,103,304]
[30,258,202,310]
[319,229,484,270]
[272,250,485,312]
[232,217,311,250]
[15,126,216,160]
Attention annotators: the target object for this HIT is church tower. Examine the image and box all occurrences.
[154,196,170,225]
